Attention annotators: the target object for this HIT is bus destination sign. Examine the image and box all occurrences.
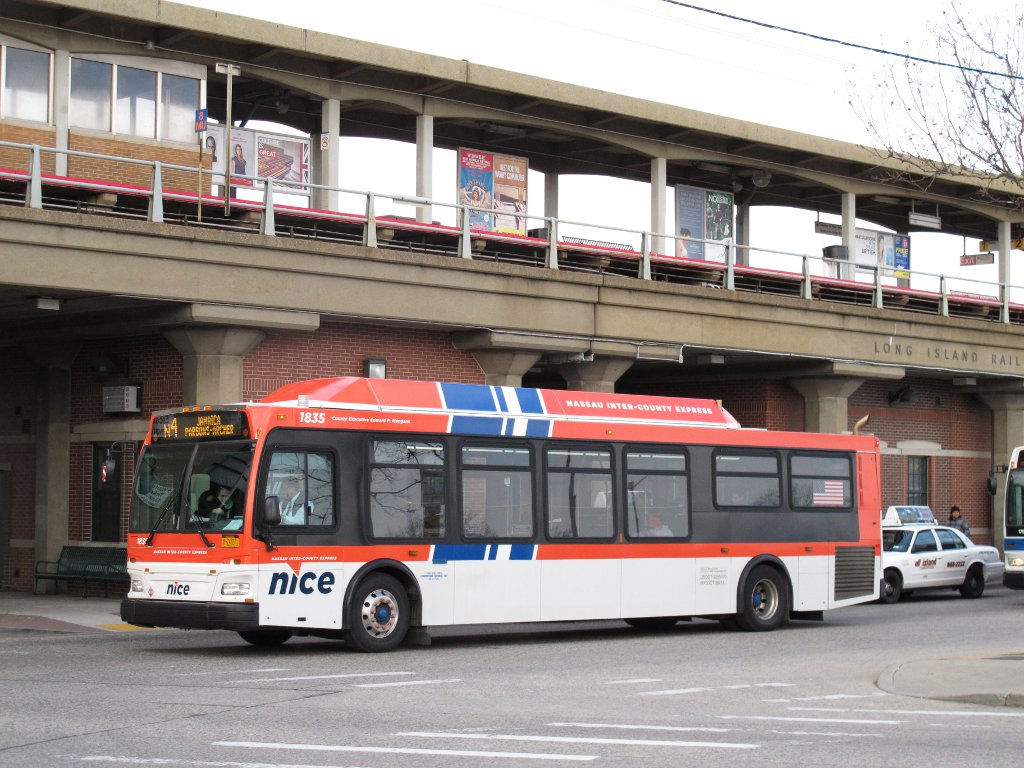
[152,411,249,442]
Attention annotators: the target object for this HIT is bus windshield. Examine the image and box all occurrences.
[1007,469,1024,529]
[131,441,255,534]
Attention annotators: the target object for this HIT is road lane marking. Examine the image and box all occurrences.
[550,722,737,734]
[788,706,1024,718]
[719,715,902,725]
[638,682,794,697]
[76,756,374,767]
[605,678,662,685]
[229,671,415,683]
[352,678,461,688]
[214,740,597,761]
[400,731,758,750]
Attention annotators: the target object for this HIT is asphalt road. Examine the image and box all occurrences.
[2,585,1023,767]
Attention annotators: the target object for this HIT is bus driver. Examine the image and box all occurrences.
[276,472,307,525]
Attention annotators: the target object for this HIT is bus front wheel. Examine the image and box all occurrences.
[344,574,409,653]
[735,565,787,632]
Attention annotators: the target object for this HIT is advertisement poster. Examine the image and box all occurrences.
[675,185,734,262]
[204,125,309,195]
[458,148,529,234]
[458,149,494,230]
[852,228,911,279]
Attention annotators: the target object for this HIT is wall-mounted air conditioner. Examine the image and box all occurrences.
[102,385,142,414]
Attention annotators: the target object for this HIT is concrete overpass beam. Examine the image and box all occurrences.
[163,327,265,406]
[558,357,633,393]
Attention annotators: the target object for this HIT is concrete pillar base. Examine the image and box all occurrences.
[789,376,865,434]
[163,327,265,405]
[470,349,542,387]
[558,358,633,393]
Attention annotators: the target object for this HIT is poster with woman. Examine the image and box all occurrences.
[458,148,494,230]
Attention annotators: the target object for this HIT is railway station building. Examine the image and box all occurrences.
[2,0,1024,591]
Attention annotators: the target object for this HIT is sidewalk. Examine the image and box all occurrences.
[0,590,141,633]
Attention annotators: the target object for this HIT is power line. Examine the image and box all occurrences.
[658,0,1023,81]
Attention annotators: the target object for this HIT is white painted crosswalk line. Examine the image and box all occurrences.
[400,731,758,750]
[214,740,597,762]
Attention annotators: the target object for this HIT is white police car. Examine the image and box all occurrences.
[880,505,1004,603]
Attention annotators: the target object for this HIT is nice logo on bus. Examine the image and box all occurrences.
[269,570,336,595]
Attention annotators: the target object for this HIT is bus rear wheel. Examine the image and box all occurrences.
[238,629,292,647]
[735,565,787,632]
[344,573,409,653]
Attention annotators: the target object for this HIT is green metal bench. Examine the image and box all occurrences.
[34,546,129,597]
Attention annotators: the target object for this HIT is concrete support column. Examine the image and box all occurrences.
[544,173,559,221]
[311,97,341,212]
[29,343,78,590]
[736,200,751,266]
[53,50,70,176]
[557,358,633,393]
[998,219,1012,299]
[650,156,667,255]
[416,113,434,224]
[978,390,1024,549]
[163,327,265,405]
[788,376,866,434]
[470,349,542,387]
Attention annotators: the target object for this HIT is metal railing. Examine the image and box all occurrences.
[1,139,1020,325]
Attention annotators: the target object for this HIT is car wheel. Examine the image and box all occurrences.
[734,565,788,631]
[343,573,409,653]
[959,566,985,599]
[880,569,902,603]
[238,629,292,647]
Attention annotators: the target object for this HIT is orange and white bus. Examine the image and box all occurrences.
[120,376,882,651]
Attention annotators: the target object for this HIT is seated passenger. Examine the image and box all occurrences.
[643,515,673,537]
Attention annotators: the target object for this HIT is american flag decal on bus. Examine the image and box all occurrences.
[812,479,846,506]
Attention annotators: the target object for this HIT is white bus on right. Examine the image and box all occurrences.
[880,505,1003,603]
[998,447,1024,590]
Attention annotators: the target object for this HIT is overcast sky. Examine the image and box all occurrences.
[179,0,1012,291]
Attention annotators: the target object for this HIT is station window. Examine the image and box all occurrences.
[714,452,781,508]
[1,45,50,123]
[546,446,613,539]
[70,56,201,142]
[907,456,928,506]
[460,444,533,539]
[625,449,688,538]
[368,439,445,539]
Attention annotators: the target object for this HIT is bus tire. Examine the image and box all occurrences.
[959,566,985,599]
[344,573,409,653]
[734,565,787,632]
[880,569,902,603]
[238,629,292,647]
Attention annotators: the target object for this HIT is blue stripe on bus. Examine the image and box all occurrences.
[494,387,508,412]
[433,544,487,563]
[440,382,498,412]
[1006,538,1024,550]
[510,544,536,560]
[450,415,504,435]
[513,387,544,414]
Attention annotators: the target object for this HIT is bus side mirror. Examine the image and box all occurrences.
[263,496,282,527]
[987,474,997,496]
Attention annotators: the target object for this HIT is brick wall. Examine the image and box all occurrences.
[69,133,205,195]
[0,124,57,174]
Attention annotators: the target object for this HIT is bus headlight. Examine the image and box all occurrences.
[130,579,144,593]
[221,582,251,596]
[1008,555,1024,568]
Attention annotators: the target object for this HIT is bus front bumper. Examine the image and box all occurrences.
[1003,571,1024,590]
[120,598,260,631]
